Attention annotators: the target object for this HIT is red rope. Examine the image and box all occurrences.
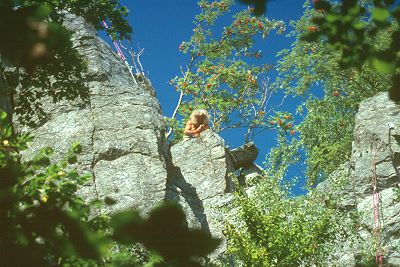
[102,20,127,61]
[371,157,383,266]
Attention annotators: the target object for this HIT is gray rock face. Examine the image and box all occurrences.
[15,13,169,215]
[229,142,259,170]
[351,92,400,196]
[322,92,400,266]
[351,93,400,266]
[166,130,235,261]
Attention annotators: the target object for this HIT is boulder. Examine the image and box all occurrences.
[166,130,235,261]
[229,142,259,170]
[240,162,263,185]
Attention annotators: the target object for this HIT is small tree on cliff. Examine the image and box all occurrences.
[165,0,296,143]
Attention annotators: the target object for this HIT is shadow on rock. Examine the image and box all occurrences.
[165,163,212,236]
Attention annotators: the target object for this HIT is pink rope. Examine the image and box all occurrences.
[102,20,126,61]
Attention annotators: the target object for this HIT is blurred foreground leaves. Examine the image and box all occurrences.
[0,0,131,126]
[301,0,400,101]
[112,203,220,267]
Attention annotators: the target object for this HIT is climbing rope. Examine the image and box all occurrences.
[371,155,383,266]
[102,20,138,85]
[370,122,396,266]
[102,21,126,61]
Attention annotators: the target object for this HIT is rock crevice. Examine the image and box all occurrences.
[14,13,169,215]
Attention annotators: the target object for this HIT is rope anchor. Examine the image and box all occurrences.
[102,20,140,85]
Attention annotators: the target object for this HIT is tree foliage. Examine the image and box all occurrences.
[237,0,400,100]
[0,0,131,126]
[167,0,291,143]
[275,1,391,186]
[225,145,376,266]
[225,136,341,266]
[302,0,400,101]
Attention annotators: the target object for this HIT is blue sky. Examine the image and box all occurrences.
[104,0,309,194]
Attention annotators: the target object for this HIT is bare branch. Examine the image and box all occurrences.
[166,56,196,139]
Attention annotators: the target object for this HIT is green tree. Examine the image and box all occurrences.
[236,0,400,100]
[166,0,291,143]
[275,1,391,186]
[225,135,341,266]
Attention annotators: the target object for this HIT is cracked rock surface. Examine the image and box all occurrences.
[15,13,169,215]
[166,130,235,262]
[320,92,400,266]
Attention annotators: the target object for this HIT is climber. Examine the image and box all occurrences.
[183,109,210,138]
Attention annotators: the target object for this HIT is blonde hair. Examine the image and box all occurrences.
[189,109,210,126]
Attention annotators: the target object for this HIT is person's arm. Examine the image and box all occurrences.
[184,121,201,136]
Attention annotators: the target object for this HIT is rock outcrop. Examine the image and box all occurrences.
[229,142,258,170]
[14,13,169,215]
[165,130,236,261]
[321,92,400,266]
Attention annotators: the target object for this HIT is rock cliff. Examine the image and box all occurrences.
[9,13,242,261]
[320,92,400,266]
[14,13,169,215]
[6,12,400,266]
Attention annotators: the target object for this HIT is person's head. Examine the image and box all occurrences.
[189,109,210,126]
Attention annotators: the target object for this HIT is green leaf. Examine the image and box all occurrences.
[4,127,12,138]
[71,142,82,153]
[111,210,144,244]
[372,7,390,22]
[352,21,365,30]
[0,111,7,120]
[67,155,78,164]
[370,56,395,74]
[348,6,361,16]
[326,14,340,23]
[32,4,52,20]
